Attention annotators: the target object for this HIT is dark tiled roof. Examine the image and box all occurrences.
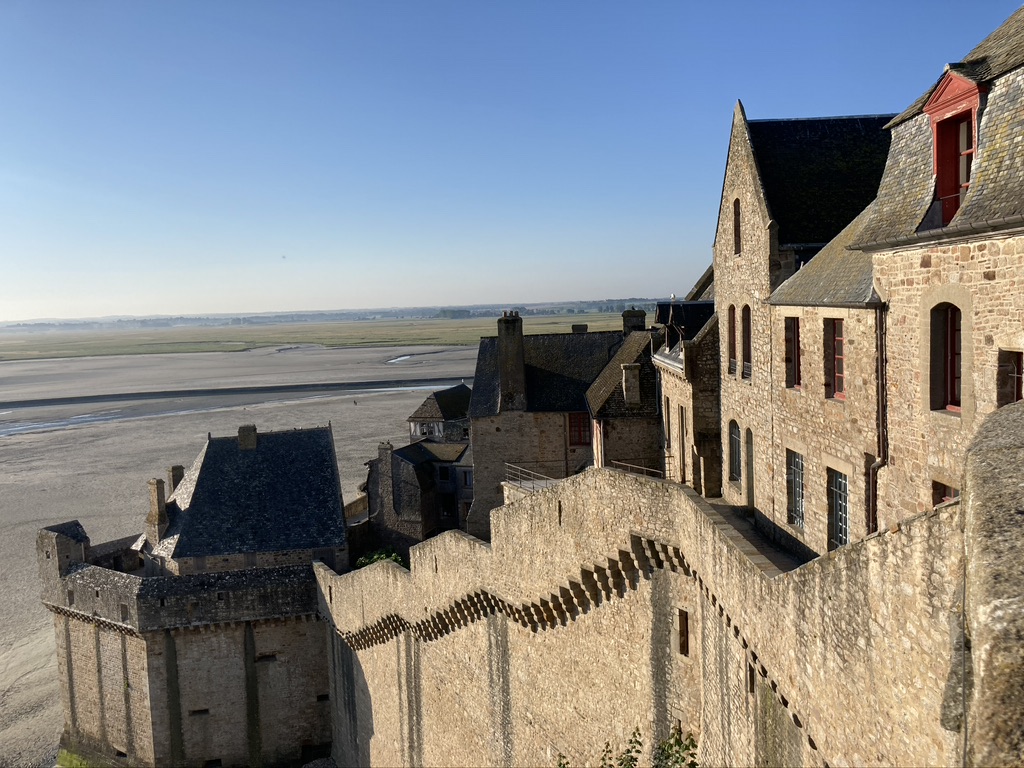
[746,116,894,246]
[44,520,89,543]
[855,10,1024,249]
[394,440,468,465]
[889,7,1024,128]
[408,383,472,423]
[586,331,662,418]
[469,331,624,418]
[654,302,716,339]
[685,264,714,301]
[167,426,346,558]
[770,204,881,307]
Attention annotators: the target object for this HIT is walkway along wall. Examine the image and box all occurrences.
[315,462,1005,767]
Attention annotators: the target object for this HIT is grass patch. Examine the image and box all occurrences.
[0,314,627,361]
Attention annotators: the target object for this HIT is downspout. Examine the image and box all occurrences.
[867,303,889,533]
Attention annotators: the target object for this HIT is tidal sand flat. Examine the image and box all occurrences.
[0,345,476,767]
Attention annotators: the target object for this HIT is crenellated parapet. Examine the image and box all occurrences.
[318,466,972,767]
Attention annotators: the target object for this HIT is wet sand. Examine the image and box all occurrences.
[0,345,477,766]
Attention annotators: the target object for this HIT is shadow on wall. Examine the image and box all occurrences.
[332,632,373,768]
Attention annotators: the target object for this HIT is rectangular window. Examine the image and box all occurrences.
[931,304,962,411]
[120,604,129,622]
[827,469,849,551]
[728,422,741,481]
[568,413,591,446]
[932,482,961,507]
[824,319,845,399]
[998,350,1024,407]
[936,113,974,224]
[664,397,672,452]
[678,609,689,657]
[786,450,804,528]
[461,470,473,488]
[784,317,802,389]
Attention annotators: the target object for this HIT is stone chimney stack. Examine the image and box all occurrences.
[622,307,647,335]
[622,363,642,407]
[238,424,258,451]
[167,465,184,494]
[497,312,526,412]
[146,478,167,547]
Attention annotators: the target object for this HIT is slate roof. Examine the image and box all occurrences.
[164,426,346,558]
[44,520,89,544]
[394,440,468,465]
[889,7,1024,128]
[469,331,624,418]
[408,383,472,423]
[685,264,714,301]
[654,302,716,340]
[769,204,881,308]
[854,9,1024,249]
[746,115,894,246]
[586,331,663,419]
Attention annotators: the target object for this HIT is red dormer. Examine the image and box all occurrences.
[923,69,988,225]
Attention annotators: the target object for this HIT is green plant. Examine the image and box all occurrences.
[653,724,698,768]
[555,726,698,768]
[354,548,407,569]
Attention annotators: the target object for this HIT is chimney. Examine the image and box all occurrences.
[146,478,167,547]
[167,465,184,493]
[622,363,642,407]
[238,424,258,450]
[571,324,589,334]
[622,307,647,335]
[497,312,526,411]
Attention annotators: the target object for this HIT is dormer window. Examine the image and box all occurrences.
[923,70,986,227]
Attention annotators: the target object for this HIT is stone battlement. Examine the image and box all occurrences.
[318,467,968,766]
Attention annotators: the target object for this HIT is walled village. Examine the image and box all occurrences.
[37,9,1024,768]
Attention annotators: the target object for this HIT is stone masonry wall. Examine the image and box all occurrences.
[872,221,1024,523]
[768,305,879,555]
[714,105,785,515]
[655,319,722,497]
[468,411,592,539]
[318,467,965,767]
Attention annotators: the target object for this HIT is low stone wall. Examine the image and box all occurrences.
[318,466,968,767]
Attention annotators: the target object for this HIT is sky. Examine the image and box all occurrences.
[0,1,1019,322]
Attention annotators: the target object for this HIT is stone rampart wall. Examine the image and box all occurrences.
[318,467,966,767]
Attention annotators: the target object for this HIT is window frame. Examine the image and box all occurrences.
[923,71,984,227]
[784,317,802,390]
[728,421,741,482]
[568,412,591,446]
[728,305,737,375]
[741,306,752,380]
[824,318,846,400]
[930,303,962,412]
[997,349,1024,407]
[785,450,805,528]
[732,198,741,255]
[827,468,849,551]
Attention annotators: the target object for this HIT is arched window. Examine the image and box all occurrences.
[741,305,752,379]
[733,199,742,254]
[728,305,737,374]
[930,303,961,410]
[728,421,741,481]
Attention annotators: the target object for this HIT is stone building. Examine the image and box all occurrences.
[652,282,718,495]
[466,311,641,539]
[846,7,1024,522]
[364,439,471,559]
[406,382,472,442]
[38,425,346,766]
[363,384,474,557]
[586,326,665,474]
[314,9,1024,768]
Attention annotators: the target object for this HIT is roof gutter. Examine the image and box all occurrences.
[853,213,1024,253]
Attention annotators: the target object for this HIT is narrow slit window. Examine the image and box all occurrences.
[678,609,689,657]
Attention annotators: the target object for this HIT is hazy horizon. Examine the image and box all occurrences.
[1,1,1017,323]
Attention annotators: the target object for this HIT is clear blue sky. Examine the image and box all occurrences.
[0,1,1018,321]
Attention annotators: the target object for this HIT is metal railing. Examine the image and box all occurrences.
[610,460,665,479]
[504,463,558,493]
